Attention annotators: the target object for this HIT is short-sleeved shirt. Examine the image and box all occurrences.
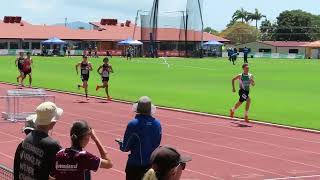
[15,130,61,180]
[243,48,249,55]
[52,148,101,180]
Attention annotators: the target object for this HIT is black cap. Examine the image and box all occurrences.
[82,55,88,58]
[22,117,36,134]
[150,146,192,170]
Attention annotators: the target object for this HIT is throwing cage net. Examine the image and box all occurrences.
[134,0,204,57]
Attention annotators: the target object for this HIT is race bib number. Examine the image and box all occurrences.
[102,70,109,77]
[242,94,248,100]
[82,69,89,75]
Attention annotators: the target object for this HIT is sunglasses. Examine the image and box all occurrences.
[176,162,186,170]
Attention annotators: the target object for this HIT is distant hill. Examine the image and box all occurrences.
[53,21,93,30]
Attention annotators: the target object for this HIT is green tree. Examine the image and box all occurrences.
[220,22,260,44]
[232,8,250,23]
[248,8,266,29]
[227,19,236,28]
[259,19,276,41]
[274,10,320,41]
[204,27,219,35]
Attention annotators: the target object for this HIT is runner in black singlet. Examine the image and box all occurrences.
[15,52,25,86]
[96,57,114,100]
[76,55,93,100]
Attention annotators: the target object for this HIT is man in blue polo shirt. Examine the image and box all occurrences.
[243,47,250,63]
[117,96,162,180]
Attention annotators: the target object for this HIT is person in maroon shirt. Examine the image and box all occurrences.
[50,120,113,180]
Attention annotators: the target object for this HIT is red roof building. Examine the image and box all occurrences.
[0,17,229,56]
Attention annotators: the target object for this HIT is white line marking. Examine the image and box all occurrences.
[232,173,264,179]
[287,170,316,175]
[164,132,320,170]
[0,139,20,144]
[54,119,219,179]
[63,104,320,156]
[265,174,320,180]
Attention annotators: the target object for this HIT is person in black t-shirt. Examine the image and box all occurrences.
[14,117,37,180]
[14,101,63,180]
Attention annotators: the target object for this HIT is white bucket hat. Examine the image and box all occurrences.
[26,101,63,126]
[132,96,156,115]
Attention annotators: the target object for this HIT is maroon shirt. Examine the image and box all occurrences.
[52,148,101,180]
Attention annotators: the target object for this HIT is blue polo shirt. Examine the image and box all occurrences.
[119,114,162,167]
[243,48,250,55]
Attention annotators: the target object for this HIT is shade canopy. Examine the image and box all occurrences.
[41,37,67,45]
[118,38,143,46]
[203,40,223,46]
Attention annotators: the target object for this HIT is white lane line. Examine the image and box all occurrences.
[265,174,320,180]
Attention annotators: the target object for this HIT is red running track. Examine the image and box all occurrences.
[1,83,320,180]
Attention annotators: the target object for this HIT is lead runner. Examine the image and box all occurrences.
[230,63,255,122]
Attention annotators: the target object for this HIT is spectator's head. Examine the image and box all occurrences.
[132,96,156,116]
[143,146,192,180]
[70,120,92,150]
[19,51,24,57]
[27,102,63,132]
[23,118,36,135]
[82,55,88,61]
[242,63,249,73]
[103,57,109,64]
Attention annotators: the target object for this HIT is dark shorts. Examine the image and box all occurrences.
[125,165,149,180]
[239,89,250,102]
[18,65,23,72]
[81,74,89,82]
[23,69,32,75]
[102,77,109,82]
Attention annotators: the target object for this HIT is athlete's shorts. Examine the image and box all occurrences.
[81,74,89,82]
[23,69,32,75]
[239,89,250,102]
[18,65,23,72]
[102,77,109,82]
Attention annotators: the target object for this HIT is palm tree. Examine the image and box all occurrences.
[232,8,249,23]
[248,8,266,29]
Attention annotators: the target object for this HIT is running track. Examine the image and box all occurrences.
[0,83,320,180]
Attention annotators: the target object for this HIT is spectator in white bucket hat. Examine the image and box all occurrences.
[14,101,63,180]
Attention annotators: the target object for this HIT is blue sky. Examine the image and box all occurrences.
[1,0,320,31]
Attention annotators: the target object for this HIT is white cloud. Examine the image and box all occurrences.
[21,0,55,12]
